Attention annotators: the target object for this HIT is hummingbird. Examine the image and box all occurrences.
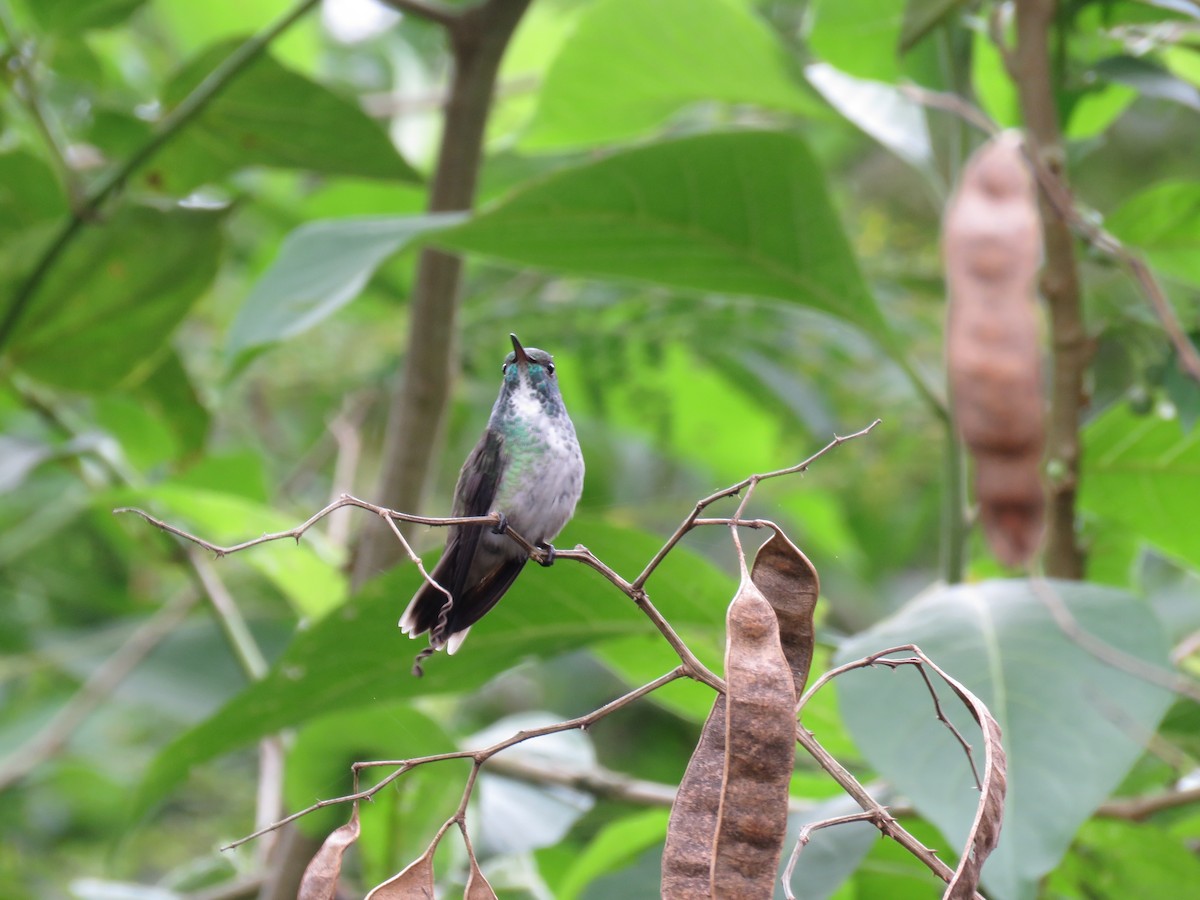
[400,334,584,670]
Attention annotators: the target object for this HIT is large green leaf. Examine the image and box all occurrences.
[808,0,905,82]
[437,132,894,345]
[555,809,670,900]
[142,41,419,195]
[835,579,1173,900]
[520,0,820,151]
[7,204,225,390]
[132,518,736,819]
[27,0,147,33]
[1081,403,1200,569]
[226,213,464,363]
[1107,180,1200,288]
[0,151,68,238]
[899,0,966,53]
[1046,819,1200,897]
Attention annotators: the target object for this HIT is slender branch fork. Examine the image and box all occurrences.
[115,419,882,693]
[114,427,883,864]
[223,667,688,850]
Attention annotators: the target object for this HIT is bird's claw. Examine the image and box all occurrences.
[491,512,509,535]
[536,542,556,567]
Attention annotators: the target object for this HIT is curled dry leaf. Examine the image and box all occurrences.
[297,808,361,900]
[915,652,1007,900]
[365,846,435,899]
[750,531,819,697]
[712,574,798,897]
[944,130,1046,566]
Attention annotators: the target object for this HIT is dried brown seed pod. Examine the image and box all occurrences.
[944,131,1046,566]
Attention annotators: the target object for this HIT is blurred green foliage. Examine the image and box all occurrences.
[1,0,1199,897]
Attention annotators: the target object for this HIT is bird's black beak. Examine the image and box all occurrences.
[510,333,529,365]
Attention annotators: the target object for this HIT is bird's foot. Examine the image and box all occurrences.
[491,512,509,535]
[536,541,556,567]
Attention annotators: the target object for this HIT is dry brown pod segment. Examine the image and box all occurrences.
[711,572,798,897]
[297,808,361,900]
[750,531,819,698]
[662,534,817,896]
[944,130,1046,566]
[662,697,728,897]
[465,846,498,899]
[663,535,818,897]
[365,844,436,899]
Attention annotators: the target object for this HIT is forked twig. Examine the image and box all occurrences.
[224,667,687,850]
[633,419,882,590]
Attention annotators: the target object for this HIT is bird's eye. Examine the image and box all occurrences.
[502,363,509,373]
[547,362,555,375]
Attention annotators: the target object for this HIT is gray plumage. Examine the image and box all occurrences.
[399,334,584,659]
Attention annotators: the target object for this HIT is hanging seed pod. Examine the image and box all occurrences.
[710,574,797,896]
[944,131,1046,566]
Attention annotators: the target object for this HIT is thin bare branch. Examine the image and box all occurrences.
[793,726,977,896]
[1099,783,1200,821]
[223,667,687,850]
[782,811,881,900]
[633,419,882,590]
[114,496,501,556]
[900,84,1001,136]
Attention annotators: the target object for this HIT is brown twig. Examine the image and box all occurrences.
[223,667,687,849]
[795,644,1007,899]
[116,499,725,689]
[1098,783,1200,821]
[782,811,881,900]
[633,419,882,590]
[793,726,977,896]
